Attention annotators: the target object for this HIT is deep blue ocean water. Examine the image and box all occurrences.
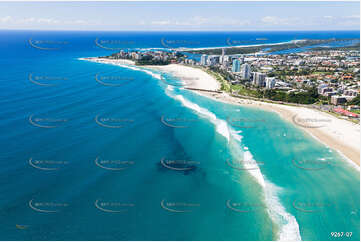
[0,30,359,241]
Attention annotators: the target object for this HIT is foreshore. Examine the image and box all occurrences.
[81,57,360,167]
[146,64,360,167]
[202,91,360,167]
[143,64,220,91]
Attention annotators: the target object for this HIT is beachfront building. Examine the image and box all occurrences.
[343,89,359,96]
[265,77,276,89]
[200,54,208,66]
[252,72,266,87]
[219,48,225,64]
[240,63,251,80]
[222,55,230,66]
[208,55,220,66]
[320,87,334,96]
[331,96,348,105]
[232,59,241,72]
[239,55,245,64]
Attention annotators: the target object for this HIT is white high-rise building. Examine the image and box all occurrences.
[219,48,225,64]
[200,54,208,66]
[207,55,219,66]
[240,63,251,80]
[239,55,245,64]
[252,72,266,87]
[265,77,276,89]
[232,59,241,72]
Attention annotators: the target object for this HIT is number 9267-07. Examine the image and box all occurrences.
[330,232,352,238]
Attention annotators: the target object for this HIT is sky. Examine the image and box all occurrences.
[0,1,359,31]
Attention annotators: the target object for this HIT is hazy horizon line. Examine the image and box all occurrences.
[1,29,360,32]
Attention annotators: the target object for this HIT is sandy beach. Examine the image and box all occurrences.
[148,64,360,167]
[204,91,360,167]
[144,64,220,91]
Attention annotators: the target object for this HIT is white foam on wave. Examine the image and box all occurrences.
[299,129,359,171]
[264,182,301,241]
[336,150,360,171]
[115,64,162,80]
[241,150,266,188]
[166,91,301,241]
[170,93,230,142]
[166,85,174,92]
[230,129,243,143]
[241,150,301,241]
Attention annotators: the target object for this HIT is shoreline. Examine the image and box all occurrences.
[198,90,360,167]
[80,57,360,167]
[146,63,360,168]
[143,64,221,91]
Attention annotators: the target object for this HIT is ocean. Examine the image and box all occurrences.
[0,30,359,241]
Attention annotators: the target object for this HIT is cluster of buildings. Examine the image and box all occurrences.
[195,49,360,101]
[110,49,179,63]
[109,47,359,113]
[199,50,278,89]
[318,83,358,105]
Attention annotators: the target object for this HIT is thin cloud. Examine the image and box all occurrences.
[149,16,251,27]
[0,16,99,26]
[261,16,301,25]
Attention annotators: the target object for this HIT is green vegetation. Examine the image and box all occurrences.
[230,85,319,104]
[208,66,235,81]
[311,43,360,52]
[273,68,312,77]
[350,109,360,114]
[231,85,260,97]
[347,94,360,105]
[107,51,187,66]
[136,60,170,65]
[263,88,319,104]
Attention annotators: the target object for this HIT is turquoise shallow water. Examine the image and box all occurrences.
[0,30,359,241]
